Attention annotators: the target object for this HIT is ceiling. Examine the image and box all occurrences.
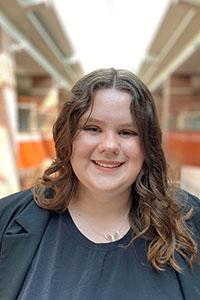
[0,0,83,87]
[137,0,200,92]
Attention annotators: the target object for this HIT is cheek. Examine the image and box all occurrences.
[124,140,144,161]
[71,134,98,159]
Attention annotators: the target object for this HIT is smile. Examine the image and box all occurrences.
[92,160,124,168]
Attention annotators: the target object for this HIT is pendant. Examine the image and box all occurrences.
[104,231,119,242]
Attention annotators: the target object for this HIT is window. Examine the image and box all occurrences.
[18,103,38,132]
[176,111,200,131]
[18,108,31,132]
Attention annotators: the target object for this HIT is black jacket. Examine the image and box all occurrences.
[0,189,200,300]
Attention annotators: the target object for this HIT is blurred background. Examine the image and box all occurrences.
[0,0,199,198]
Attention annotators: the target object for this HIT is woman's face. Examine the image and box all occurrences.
[70,88,144,196]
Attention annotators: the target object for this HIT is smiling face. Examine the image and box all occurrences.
[70,88,144,197]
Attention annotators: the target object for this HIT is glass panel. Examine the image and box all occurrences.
[18,108,30,132]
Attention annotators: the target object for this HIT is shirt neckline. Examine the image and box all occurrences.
[63,209,133,251]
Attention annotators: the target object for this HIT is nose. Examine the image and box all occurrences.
[98,131,120,155]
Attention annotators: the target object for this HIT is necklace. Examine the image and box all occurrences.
[76,210,129,242]
[104,231,120,242]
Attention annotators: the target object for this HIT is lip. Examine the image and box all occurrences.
[92,160,124,171]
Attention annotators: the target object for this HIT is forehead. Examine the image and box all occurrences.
[83,88,133,120]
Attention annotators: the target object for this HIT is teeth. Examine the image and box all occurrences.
[94,161,122,168]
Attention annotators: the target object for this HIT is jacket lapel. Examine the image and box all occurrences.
[0,200,51,300]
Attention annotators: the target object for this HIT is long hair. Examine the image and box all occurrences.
[32,68,197,272]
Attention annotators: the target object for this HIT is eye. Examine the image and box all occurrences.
[119,129,138,136]
[82,125,101,133]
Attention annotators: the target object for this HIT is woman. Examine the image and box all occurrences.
[0,68,199,300]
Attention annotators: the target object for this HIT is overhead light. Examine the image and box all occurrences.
[63,55,78,65]
[174,0,200,6]
[8,43,24,53]
[17,0,52,8]
[145,54,158,64]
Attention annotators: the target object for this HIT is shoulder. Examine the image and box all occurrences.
[175,188,200,239]
[175,188,200,210]
[175,188,200,213]
[0,189,34,217]
[0,189,51,240]
[0,189,34,230]
[0,189,33,242]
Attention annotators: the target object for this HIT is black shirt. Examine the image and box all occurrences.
[18,210,183,300]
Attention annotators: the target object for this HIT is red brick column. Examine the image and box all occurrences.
[0,49,19,196]
[159,74,200,183]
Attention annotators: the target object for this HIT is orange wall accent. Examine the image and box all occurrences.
[165,131,200,166]
[17,138,55,169]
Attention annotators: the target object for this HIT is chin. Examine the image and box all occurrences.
[91,183,130,195]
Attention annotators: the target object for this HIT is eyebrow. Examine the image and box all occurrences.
[80,117,136,127]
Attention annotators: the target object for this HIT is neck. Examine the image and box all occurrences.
[69,187,132,225]
[68,187,132,243]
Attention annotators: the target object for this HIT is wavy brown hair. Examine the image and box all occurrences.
[32,68,197,272]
